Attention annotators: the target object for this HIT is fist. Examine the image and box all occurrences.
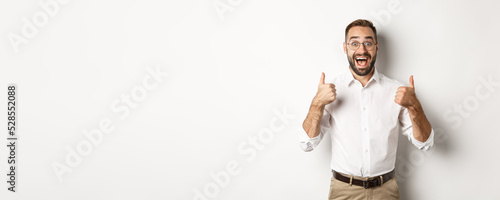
[314,72,336,107]
[394,75,417,108]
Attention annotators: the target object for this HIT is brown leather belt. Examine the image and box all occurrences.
[332,170,395,189]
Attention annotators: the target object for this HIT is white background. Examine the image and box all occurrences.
[1,0,500,199]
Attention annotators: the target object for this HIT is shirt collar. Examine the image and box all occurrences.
[346,68,381,87]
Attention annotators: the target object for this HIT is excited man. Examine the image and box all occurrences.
[299,19,434,200]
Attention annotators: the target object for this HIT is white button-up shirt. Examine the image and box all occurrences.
[299,69,434,177]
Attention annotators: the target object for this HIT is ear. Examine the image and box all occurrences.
[376,42,379,53]
[343,42,347,54]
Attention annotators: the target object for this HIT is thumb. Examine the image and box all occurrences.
[409,75,414,88]
[319,72,325,85]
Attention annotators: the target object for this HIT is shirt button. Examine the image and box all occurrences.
[364,128,367,132]
[363,107,366,110]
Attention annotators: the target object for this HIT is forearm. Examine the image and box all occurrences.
[303,72,336,139]
[408,101,432,142]
[302,100,325,138]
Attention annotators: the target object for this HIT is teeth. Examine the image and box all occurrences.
[356,58,367,61]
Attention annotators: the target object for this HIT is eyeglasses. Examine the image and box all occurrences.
[347,41,376,50]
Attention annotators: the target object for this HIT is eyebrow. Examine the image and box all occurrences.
[348,36,375,41]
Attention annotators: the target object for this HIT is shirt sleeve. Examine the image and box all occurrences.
[298,107,332,152]
[399,107,434,151]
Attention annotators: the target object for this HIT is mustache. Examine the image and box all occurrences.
[352,53,371,59]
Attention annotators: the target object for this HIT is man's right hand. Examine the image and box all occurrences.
[303,72,336,138]
[313,72,336,107]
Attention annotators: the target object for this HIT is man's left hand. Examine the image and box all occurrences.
[394,75,417,108]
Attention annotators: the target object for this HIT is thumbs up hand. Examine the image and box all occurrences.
[313,72,337,107]
[394,75,417,108]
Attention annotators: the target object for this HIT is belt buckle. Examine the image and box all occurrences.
[362,181,369,189]
[363,178,378,189]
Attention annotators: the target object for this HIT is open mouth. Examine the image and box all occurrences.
[355,56,369,68]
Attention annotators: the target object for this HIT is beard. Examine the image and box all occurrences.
[348,53,377,76]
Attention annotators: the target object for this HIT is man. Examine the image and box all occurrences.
[299,19,434,200]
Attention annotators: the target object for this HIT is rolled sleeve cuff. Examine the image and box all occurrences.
[411,129,435,151]
[298,129,322,152]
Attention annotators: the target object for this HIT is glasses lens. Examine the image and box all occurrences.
[349,42,359,50]
[364,42,373,50]
[349,41,374,50]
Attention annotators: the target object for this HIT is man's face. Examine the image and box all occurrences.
[343,26,378,76]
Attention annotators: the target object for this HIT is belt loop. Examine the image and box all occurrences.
[349,176,353,186]
[380,175,384,185]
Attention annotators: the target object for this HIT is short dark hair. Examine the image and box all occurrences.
[345,19,377,42]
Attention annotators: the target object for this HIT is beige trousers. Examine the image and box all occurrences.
[328,174,400,200]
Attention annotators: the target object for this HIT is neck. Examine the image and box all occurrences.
[349,67,374,87]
